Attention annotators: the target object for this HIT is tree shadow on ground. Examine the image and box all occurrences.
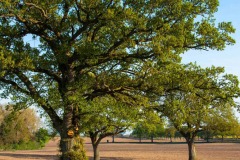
[0,153,133,160]
[0,153,59,159]
[88,157,133,160]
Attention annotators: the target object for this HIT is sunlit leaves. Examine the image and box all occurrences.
[156,63,240,135]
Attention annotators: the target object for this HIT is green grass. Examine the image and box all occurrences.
[0,141,43,150]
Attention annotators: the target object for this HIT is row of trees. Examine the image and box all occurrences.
[132,119,240,143]
[0,1,239,160]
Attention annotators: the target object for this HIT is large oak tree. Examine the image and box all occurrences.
[0,0,235,159]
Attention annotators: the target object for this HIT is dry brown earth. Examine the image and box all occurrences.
[0,137,240,160]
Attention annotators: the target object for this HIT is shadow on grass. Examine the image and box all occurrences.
[0,152,59,159]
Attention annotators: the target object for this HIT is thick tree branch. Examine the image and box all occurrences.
[13,69,63,130]
[0,78,30,95]
[25,3,48,18]
[33,67,62,84]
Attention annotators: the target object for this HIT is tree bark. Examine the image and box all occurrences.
[92,143,100,160]
[187,139,196,160]
[59,96,76,159]
[206,137,209,143]
[60,136,74,154]
[90,132,101,160]
[112,135,115,143]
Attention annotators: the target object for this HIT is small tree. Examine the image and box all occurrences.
[165,125,177,143]
[154,64,240,160]
[132,112,164,143]
[231,122,240,140]
[80,96,141,160]
[35,128,51,147]
[206,107,239,142]
[132,123,146,143]
[147,123,165,143]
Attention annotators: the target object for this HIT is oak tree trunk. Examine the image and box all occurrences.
[59,92,81,160]
[60,136,74,154]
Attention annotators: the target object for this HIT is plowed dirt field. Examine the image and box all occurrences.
[0,137,240,160]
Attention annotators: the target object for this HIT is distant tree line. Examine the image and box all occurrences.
[131,119,240,143]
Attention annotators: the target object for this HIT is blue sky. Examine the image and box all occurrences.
[182,0,240,78]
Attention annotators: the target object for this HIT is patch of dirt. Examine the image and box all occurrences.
[0,137,240,160]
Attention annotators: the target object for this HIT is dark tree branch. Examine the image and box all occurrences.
[13,69,63,131]
[25,3,48,18]
[33,67,62,84]
[0,78,30,95]
[61,1,70,24]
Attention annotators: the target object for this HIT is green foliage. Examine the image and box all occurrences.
[230,121,240,139]
[62,151,88,160]
[35,128,51,147]
[132,123,146,140]
[132,115,165,141]
[0,106,50,150]
[152,63,240,159]
[156,64,240,138]
[205,105,239,139]
[165,126,177,139]
[61,137,88,160]
[0,140,42,150]
[0,107,40,145]
[80,95,141,134]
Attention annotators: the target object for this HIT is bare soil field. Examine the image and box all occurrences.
[0,137,240,160]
